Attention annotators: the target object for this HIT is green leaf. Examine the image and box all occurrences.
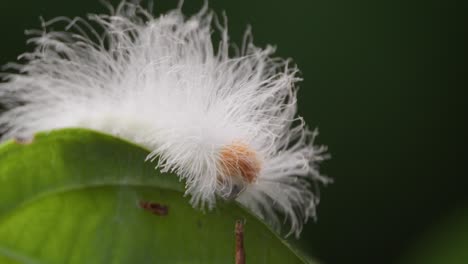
[0,129,316,264]
[397,205,468,264]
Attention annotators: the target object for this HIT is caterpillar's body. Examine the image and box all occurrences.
[0,1,330,237]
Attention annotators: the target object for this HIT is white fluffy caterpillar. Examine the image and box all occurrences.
[0,1,331,237]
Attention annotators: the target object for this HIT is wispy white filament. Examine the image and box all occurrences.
[0,1,331,237]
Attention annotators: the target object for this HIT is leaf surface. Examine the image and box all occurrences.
[0,129,315,264]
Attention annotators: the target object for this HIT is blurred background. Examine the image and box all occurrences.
[0,0,466,263]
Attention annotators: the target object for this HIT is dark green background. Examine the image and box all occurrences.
[0,0,466,263]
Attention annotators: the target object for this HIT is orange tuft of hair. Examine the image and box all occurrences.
[219,141,261,183]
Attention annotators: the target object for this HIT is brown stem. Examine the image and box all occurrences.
[235,220,246,264]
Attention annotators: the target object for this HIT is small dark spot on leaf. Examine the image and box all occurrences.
[14,136,34,145]
[139,200,169,216]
